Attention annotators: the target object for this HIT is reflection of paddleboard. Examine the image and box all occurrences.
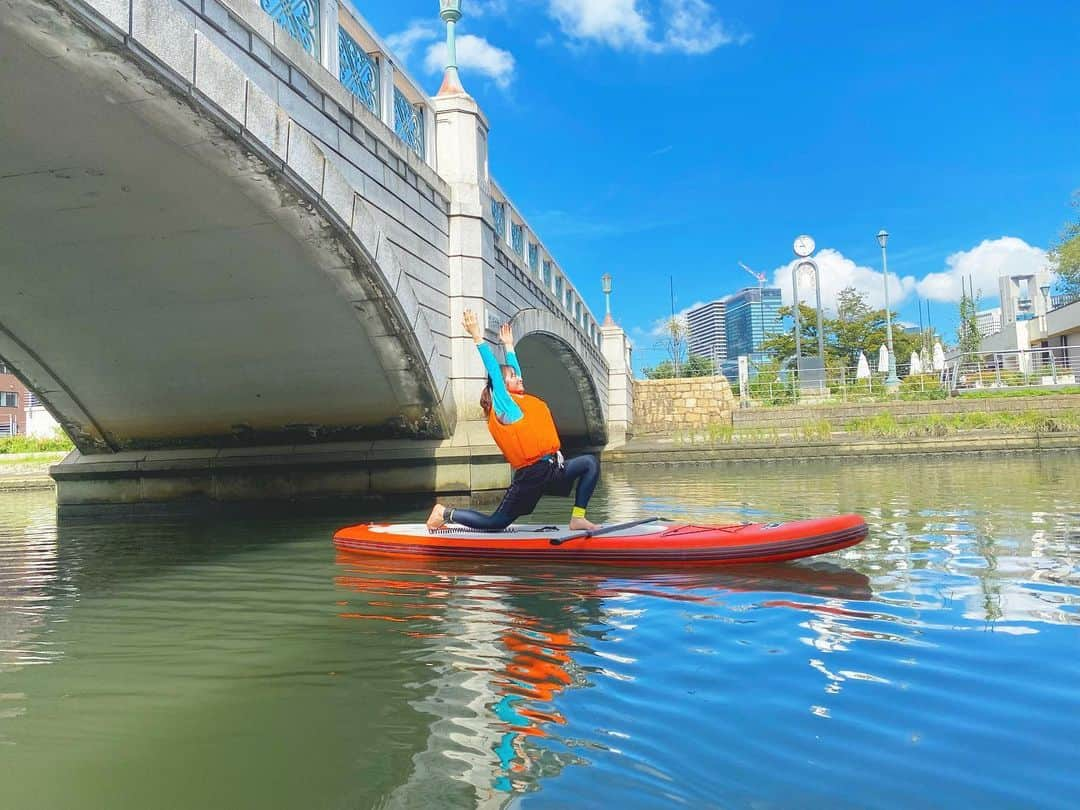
[333,514,868,567]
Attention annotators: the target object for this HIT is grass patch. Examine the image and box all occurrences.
[849,409,1080,438]
[0,434,75,454]
[0,452,67,467]
[798,418,833,441]
[959,385,1080,399]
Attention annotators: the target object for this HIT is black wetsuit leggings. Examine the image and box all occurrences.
[448,454,600,532]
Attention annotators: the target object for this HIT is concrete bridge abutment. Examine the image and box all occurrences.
[2,0,634,509]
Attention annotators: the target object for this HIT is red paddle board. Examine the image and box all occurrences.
[333,514,867,567]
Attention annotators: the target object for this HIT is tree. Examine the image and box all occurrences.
[643,354,715,379]
[760,302,821,363]
[956,282,982,357]
[761,289,921,372]
[683,354,717,377]
[1050,192,1080,298]
[657,316,688,375]
[642,360,676,379]
[836,286,871,322]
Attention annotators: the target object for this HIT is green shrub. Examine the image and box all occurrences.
[899,374,947,400]
[0,433,74,454]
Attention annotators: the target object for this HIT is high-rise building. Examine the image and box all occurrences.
[976,307,1002,337]
[686,300,727,371]
[724,286,782,374]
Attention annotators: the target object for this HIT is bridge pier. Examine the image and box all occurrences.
[50,428,513,511]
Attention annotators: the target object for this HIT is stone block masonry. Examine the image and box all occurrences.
[633,376,735,434]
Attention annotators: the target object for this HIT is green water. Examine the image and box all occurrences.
[1,453,1078,808]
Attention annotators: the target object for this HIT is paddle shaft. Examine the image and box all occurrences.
[549,516,662,546]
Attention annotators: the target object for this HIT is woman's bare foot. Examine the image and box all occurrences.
[569,516,599,531]
[426,504,447,531]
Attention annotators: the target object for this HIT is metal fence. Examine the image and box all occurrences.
[737,346,1078,406]
[946,347,1076,393]
[740,360,946,405]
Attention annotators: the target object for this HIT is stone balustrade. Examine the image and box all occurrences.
[246,0,437,166]
[488,181,604,353]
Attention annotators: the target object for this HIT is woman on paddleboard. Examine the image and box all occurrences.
[426,310,600,532]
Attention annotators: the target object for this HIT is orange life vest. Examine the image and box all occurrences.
[487,393,561,469]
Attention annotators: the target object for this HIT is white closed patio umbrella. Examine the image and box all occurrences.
[933,341,946,371]
[877,344,889,373]
[909,351,922,376]
[856,352,871,380]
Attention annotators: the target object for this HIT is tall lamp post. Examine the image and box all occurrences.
[601,273,613,325]
[438,1,463,93]
[877,229,900,389]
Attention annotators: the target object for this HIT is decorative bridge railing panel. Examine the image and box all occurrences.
[248,0,434,167]
[338,28,378,114]
[486,181,605,366]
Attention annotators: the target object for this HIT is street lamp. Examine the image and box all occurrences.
[877,229,900,389]
[438,1,463,93]
[601,273,613,325]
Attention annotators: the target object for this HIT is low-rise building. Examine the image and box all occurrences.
[0,360,28,436]
[0,360,61,437]
[979,273,1079,373]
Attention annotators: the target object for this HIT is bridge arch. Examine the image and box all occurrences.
[0,0,454,453]
[508,309,607,448]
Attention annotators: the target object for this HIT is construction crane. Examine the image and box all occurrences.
[738,261,766,285]
[738,262,767,364]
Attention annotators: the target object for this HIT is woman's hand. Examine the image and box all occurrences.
[463,309,483,344]
[499,323,514,349]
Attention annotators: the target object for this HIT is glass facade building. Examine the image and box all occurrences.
[723,286,782,375]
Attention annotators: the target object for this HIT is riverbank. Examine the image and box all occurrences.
[0,452,66,492]
[604,429,1080,465]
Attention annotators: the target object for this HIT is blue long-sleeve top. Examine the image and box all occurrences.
[478,342,523,424]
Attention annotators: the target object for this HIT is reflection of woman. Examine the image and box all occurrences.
[427,310,600,533]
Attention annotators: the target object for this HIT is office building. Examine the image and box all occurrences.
[686,300,727,371]
[724,286,783,374]
[976,307,1002,337]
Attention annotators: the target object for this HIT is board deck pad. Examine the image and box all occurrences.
[334,515,869,567]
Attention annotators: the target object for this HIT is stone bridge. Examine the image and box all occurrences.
[0,0,633,507]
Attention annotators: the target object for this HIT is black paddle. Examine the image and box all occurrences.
[548,516,663,546]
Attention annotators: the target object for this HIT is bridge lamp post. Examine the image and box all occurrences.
[877,229,900,389]
[439,1,463,92]
[601,273,613,325]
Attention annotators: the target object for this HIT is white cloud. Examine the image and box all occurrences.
[387,21,515,89]
[385,20,439,62]
[771,248,917,314]
[547,0,741,54]
[471,0,510,16]
[661,0,739,53]
[767,238,1049,316]
[647,301,706,338]
[549,0,653,50]
[915,237,1048,303]
[424,35,516,89]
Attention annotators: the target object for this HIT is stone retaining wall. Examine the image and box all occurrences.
[603,431,1080,465]
[732,395,1080,433]
[633,376,734,434]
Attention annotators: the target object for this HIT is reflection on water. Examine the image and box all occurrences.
[334,556,873,804]
[0,454,1078,809]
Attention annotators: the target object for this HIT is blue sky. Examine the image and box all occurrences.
[349,0,1080,370]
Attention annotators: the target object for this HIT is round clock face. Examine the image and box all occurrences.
[793,235,816,257]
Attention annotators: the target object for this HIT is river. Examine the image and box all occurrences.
[1,453,1078,808]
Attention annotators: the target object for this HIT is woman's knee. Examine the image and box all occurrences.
[488,510,516,531]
